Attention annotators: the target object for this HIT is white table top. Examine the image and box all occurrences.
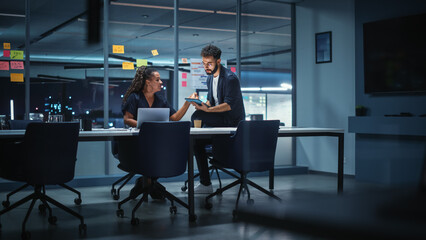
[0,126,344,139]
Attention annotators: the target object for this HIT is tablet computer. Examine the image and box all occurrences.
[185,98,203,105]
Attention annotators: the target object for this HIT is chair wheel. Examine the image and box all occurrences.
[112,194,120,200]
[205,202,212,210]
[247,199,254,205]
[79,223,87,235]
[116,209,124,218]
[38,204,46,214]
[111,189,116,195]
[131,217,139,225]
[2,200,10,208]
[181,186,187,192]
[74,198,82,205]
[169,206,177,214]
[21,230,31,240]
[48,216,57,225]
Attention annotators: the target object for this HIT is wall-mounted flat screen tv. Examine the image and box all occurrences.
[363,13,426,93]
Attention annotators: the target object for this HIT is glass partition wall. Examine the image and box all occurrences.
[0,0,294,169]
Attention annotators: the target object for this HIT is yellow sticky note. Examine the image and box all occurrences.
[10,50,24,60]
[3,43,11,50]
[122,62,134,70]
[11,73,24,82]
[136,59,148,67]
[112,45,124,54]
[182,58,188,63]
[151,49,159,56]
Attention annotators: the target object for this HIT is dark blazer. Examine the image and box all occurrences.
[206,65,245,126]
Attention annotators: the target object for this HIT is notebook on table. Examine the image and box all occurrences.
[136,108,169,128]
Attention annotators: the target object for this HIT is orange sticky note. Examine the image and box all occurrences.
[182,58,188,63]
[182,72,187,79]
[10,61,24,70]
[3,43,11,50]
[122,62,134,70]
[182,81,187,87]
[136,59,148,67]
[3,50,10,57]
[0,61,9,70]
[112,45,124,54]
[10,50,24,59]
[151,49,159,56]
[11,73,24,82]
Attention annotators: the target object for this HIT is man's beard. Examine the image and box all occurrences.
[206,63,218,76]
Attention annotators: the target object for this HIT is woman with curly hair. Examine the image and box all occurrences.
[122,66,195,127]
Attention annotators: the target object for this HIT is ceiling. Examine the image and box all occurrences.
[0,0,293,72]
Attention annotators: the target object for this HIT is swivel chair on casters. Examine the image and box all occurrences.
[116,121,193,225]
[204,120,281,218]
[1,120,82,209]
[0,122,86,239]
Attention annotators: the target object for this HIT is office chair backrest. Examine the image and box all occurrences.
[230,120,280,172]
[23,122,80,185]
[9,119,42,130]
[135,121,190,178]
[116,137,139,172]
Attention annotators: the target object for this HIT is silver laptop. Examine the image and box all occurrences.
[136,108,170,128]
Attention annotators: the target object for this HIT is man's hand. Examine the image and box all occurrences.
[193,102,210,112]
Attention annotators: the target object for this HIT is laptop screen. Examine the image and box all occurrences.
[136,108,170,128]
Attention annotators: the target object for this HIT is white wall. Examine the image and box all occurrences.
[296,0,356,175]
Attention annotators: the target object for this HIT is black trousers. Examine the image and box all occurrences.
[191,110,236,186]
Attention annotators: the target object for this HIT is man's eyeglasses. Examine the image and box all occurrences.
[202,62,214,67]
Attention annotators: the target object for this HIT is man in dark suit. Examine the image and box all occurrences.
[190,44,245,193]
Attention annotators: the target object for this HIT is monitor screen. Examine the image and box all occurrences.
[363,13,426,94]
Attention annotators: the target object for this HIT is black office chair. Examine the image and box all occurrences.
[110,138,136,200]
[0,122,86,239]
[2,120,82,209]
[204,120,281,217]
[2,120,41,208]
[116,121,190,225]
[181,145,222,192]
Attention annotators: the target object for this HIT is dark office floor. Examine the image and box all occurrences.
[0,174,388,240]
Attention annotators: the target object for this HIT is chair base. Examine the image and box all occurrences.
[0,185,86,238]
[111,173,135,200]
[117,180,188,225]
[2,183,82,208]
[204,171,281,214]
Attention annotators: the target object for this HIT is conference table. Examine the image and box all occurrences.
[0,126,344,222]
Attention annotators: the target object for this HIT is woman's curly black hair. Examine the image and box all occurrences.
[122,66,158,104]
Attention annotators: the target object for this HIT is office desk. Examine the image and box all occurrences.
[0,126,344,222]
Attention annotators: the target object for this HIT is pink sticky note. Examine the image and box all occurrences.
[10,61,24,70]
[0,61,9,70]
[182,72,187,79]
[3,50,10,57]
[231,67,236,73]
[182,81,187,87]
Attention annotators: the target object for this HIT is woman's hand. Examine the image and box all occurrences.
[188,92,198,99]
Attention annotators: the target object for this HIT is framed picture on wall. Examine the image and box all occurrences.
[315,31,332,63]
